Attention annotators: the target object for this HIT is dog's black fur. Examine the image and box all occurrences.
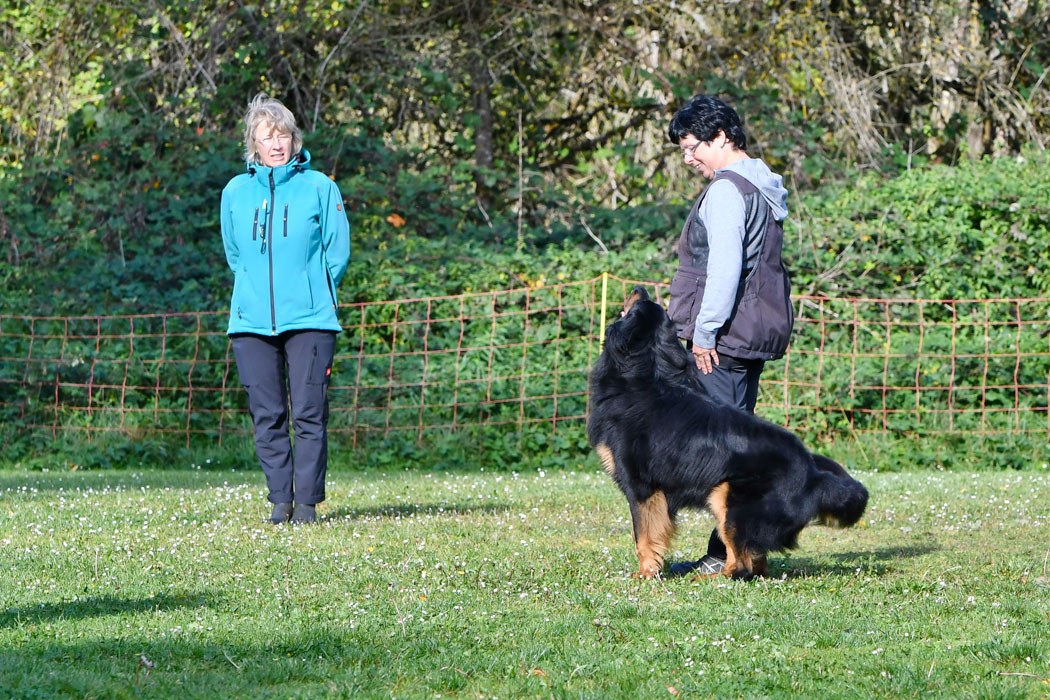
[587,286,868,580]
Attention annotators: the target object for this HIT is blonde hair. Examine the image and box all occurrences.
[243,93,303,164]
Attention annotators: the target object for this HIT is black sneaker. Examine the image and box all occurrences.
[290,503,316,524]
[668,555,725,577]
[268,502,293,524]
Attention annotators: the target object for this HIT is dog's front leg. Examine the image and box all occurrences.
[629,490,675,579]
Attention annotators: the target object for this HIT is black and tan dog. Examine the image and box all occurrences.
[588,286,868,580]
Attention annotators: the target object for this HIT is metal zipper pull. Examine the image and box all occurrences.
[260,199,268,253]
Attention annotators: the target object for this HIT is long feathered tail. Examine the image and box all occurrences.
[812,454,869,528]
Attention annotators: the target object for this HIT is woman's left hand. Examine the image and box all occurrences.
[693,346,719,374]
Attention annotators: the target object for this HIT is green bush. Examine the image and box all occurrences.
[5,108,1050,468]
[787,149,1050,300]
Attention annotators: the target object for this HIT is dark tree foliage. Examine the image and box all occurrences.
[1,0,1049,316]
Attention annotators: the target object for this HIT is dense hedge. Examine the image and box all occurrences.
[4,113,1048,317]
[791,151,1050,300]
[4,114,1050,470]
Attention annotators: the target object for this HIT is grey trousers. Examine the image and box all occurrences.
[695,353,765,414]
[232,330,336,505]
[687,343,765,560]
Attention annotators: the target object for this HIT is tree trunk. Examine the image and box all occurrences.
[463,0,495,212]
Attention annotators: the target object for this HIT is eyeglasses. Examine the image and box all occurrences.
[680,141,702,158]
[258,132,291,146]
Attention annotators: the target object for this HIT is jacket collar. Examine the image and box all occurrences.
[246,149,311,185]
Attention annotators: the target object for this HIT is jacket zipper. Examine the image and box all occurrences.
[283,204,288,237]
[267,172,277,335]
[252,208,259,240]
[326,269,338,314]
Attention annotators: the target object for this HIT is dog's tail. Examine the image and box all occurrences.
[811,454,868,528]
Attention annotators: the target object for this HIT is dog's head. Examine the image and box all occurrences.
[597,286,679,380]
[609,285,663,346]
[621,285,650,317]
[593,285,700,388]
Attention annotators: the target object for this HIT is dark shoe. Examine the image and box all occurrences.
[668,554,725,577]
[268,502,293,524]
[290,503,316,524]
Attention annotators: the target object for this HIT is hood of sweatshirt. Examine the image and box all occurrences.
[721,158,789,221]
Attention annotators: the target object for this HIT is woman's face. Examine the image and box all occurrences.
[254,122,292,167]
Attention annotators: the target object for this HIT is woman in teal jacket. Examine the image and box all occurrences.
[222,93,350,524]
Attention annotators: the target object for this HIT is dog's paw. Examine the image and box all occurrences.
[632,562,661,579]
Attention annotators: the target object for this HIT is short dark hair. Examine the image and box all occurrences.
[668,95,747,150]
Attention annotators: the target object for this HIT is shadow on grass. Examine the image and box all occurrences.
[774,544,938,578]
[0,469,257,496]
[663,544,937,580]
[0,626,387,700]
[0,591,222,629]
[323,501,508,521]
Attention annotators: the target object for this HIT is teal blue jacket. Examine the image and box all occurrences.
[221,150,351,335]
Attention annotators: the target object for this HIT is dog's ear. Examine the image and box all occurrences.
[602,302,638,360]
[653,320,692,379]
[603,318,625,354]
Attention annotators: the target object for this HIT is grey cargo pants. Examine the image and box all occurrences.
[232,330,336,505]
[687,342,765,560]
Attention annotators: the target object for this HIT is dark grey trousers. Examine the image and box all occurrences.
[232,330,336,505]
[688,344,765,560]
[695,353,765,414]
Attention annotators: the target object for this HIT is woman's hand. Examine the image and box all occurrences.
[692,346,719,374]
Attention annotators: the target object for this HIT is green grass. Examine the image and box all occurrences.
[1,462,1049,699]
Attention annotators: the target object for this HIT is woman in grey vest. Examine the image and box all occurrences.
[664,94,794,575]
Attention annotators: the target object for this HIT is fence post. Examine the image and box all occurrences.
[598,272,609,351]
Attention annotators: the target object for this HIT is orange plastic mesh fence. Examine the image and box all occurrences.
[2,275,1048,446]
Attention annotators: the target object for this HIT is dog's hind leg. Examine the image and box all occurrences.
[721,523,766,580]
[692,483,756,581]
[717,522,762,581]
[750,553,769,578]
[630,490,676,579]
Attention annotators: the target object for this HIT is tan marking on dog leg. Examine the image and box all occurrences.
[632,490,676,579]
[706,482,729,532]
[719,524,764,580]
[694,483,739,581]
[595,444,616,478]
[727,527,754,579]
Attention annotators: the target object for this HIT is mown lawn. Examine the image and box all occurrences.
[1,461,1048,699]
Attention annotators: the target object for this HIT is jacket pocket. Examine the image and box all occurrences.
[275,270,315,323]
[666,272,704,339]
[305,333,336,385]
[719,269,794,359]
[232,268,261,321]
